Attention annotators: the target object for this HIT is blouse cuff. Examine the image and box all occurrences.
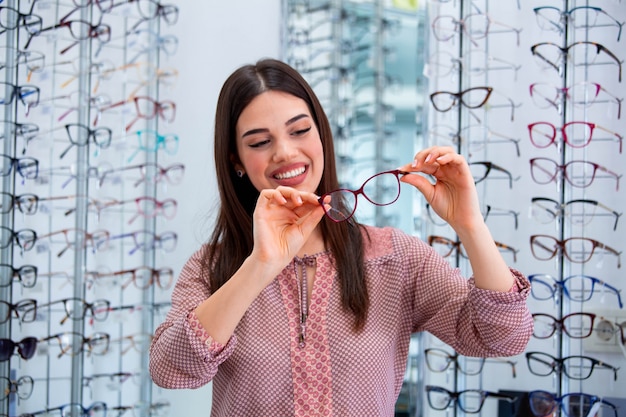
[187,310,227,355]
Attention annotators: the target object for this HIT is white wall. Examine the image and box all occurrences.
[153,0,282,412]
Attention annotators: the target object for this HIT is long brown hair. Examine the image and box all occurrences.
[204,58,368,330]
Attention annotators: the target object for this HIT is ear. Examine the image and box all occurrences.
[230,154,245,176]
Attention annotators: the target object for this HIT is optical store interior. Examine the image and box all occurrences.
[1,0,625,416]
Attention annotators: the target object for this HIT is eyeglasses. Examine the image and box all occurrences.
[424,348,517,377]
[109,230,177,255]
[431,13,521,47]
[59,123,113,159]
[0,264,37,288]
[529,390,618,417]
[124,28,178,63]
[103,96,176,132]
[318,169,408,223]
[127,129,179,162]
[0,120,39,153]
[127,196,177,224]
[98,162,184,188]
[117,266,174,290]
[25,19,111,54]
[533,5,624,41]
[0,226,37,252]
[428,235,519,262]
[26,401,107,417]
[0,299,37,324]
[427,203,519,229]
[532,312,597,339]
[0,336,37,361]
[469,161,519,188]
[36,228,110,257]
[529,157,621,191]
[426,385,517,414]
[37,297,110,325]
[529,82,623,119]
[126,0,179,32]
[0,46,45,81]
[0,81,39,114]
[112,332,153,355]
[531,41,622,82]
[525,351,619,381]
[530,234,622,268]
[430,86,493,112]
[528,121,623,153]
[40,331,110,358]
[530,197,622,231]
[427,49,522,81]
[0,154,39,180]
[528,273,623,308]
[0,192,39,215]
[0,6,42,37]
[58,0,115,23]
[0,375,34,401]
[110,400,170,417]
[83,371,139,393]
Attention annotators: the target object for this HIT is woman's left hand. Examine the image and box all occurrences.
[398,146,483,231]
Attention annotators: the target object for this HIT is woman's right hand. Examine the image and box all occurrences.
[251,186,326,270]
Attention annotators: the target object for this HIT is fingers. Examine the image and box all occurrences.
[398,146,465,174]
[260,186,319,207]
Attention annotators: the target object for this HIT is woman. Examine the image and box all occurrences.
[149,58,532,416]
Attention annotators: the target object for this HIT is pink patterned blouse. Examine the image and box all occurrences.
[149,226,533,417]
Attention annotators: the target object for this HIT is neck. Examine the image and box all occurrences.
[297,227,326,258]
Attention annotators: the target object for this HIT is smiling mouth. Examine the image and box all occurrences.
[273,166,306,180]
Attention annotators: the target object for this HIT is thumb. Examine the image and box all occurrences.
[401,173,434,202]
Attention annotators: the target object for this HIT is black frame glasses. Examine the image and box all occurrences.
[318,169,408,223]
[528,390,618,417]
[426,385,517,414]
[0,264,37,288]
[424,347,517,377]
[0,336,37,361]
[525,351,619,381]
[430,86,493,112]
[469,161,519,188]
[532,312,597,339]
[428,235,519,262]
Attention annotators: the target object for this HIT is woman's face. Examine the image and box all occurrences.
[234,90,324,194]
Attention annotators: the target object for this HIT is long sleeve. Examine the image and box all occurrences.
[149,247,237,389]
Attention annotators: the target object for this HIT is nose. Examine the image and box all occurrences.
[272,136,298,162]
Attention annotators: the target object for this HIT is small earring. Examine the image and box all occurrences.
[236,170,244,178]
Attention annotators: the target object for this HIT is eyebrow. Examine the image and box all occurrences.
[241,113,310,138]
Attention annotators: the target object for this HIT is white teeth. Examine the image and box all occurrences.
[274,167,305,180]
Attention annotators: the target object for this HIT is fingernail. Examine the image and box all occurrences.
[412,159,418,168]
[425,154,432,163]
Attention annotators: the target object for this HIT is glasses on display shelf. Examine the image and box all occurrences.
[532,312,597,339]
[0,192,39,215]
[0,6,42,39]
[23,401,107,417]
[83,371,139,392]
[429,86,493,113]
[427,203,519,230]
[528,121,623,153]
[0,46,45,81]
[530,41,622,82]
[56,123,113,159]
[427,124,521,157]
[126,0,179,33]
[530,197,622,231]
[0,336,37,361]
[525,351,619,381]
[127,196,177,224]
[98,162,184,188]
[534,6,624,41]
[112,332,153,355]
[0,226,37,253]
[0,154,38,180]
[0,299,37,324]
[0,264,37,288]
[25,19,111,55]
[36,228,110,257]
[0,120,39,153]
[40,331,110,358]
[59,59,116,92]
[426,385,517,414]
[530,234,622,268]
[0,81,39,114]
[111,400,170,417]
[528,273,623,308]
[57,0,115,23]
[127,129,179,162]
[528,390,618,417]
[431,13,522,47]
[53,91,113,125]
[101,95,176,132]
[114,266,173,290]
[427,50,521,81]
[0,375,34,401]
[529,82,623,119]
[425,348,517,377]
[428,235,519,262]
[124,29,178,62]
[34,297,110,325]
[469,161,519,189]
[318,169,407,223]
[529,157,621,191]
[109,230,177,255]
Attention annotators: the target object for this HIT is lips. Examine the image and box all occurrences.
[273,166,306,180]
[271,164,308,186]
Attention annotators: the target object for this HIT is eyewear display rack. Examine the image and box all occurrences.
[0,0,180,416]
[424,0,625,416]
[282,0,428,415]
